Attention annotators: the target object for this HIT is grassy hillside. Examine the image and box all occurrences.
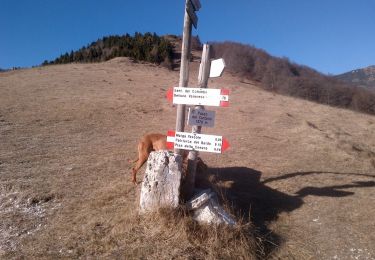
[41,34,375,115]
[1,59,374,259]
[211,41,375,115]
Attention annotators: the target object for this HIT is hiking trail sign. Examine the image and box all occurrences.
[172,0,230,199]
[175,0,201,148]
[187,107,216,127]
[166,131,230,153]
[167,87,229,107]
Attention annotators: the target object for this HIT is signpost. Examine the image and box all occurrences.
[172,1,230,200]
[167,87,229,107]
[175,0,201,155]
[187,108,216,127]
[141,0,234,215]
[166,131,230,153]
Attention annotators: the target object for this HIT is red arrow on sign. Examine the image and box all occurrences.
[166,130,176,150]
[220,89,229,107]
[166,88,173,102]
[221,138,230,152]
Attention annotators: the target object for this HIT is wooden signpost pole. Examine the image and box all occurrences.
[182,44,211,199]
[175,0,194,155]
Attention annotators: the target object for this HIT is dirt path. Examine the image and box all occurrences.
[1,58,374,259]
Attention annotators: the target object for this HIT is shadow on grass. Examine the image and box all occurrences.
[262,171,375,185]
[197,167,375,257]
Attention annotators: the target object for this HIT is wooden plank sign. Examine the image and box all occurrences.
[186,0,198,28]
[188,108,216,127]
[190,0,201,11]
[166,131,230,153]
[167,87,229,107]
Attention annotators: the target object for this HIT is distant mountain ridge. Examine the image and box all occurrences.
[335,65,375,90]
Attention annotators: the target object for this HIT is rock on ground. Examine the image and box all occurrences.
[187,189,236,226]
[139,151,183,213]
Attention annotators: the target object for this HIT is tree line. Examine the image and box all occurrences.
[211,41,375,115]
[42,35,375,115]
[42,32,174,69]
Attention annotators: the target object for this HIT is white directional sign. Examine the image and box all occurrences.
[209,58,226,78]
[167,87,229,107]
[188,108,216,127]
[166,131,230,153]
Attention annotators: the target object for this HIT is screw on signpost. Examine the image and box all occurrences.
[175,0,198,155]
[182,44,211,200]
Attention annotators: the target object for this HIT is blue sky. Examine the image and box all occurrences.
[1,0,374,74]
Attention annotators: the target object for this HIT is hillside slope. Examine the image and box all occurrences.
[335,65,375,90]
[41,34,375,116]
[211,42,375,115]
[0,58,374,259]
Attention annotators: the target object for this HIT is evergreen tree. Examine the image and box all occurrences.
[42,32,175,68]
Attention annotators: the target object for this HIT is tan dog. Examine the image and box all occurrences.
[130,133,169,184]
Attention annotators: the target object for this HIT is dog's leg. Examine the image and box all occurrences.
[131,156,148,184]
[131,142,149,184]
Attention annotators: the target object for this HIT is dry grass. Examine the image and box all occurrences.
[1,57,375,259]
[122,208,258,259]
